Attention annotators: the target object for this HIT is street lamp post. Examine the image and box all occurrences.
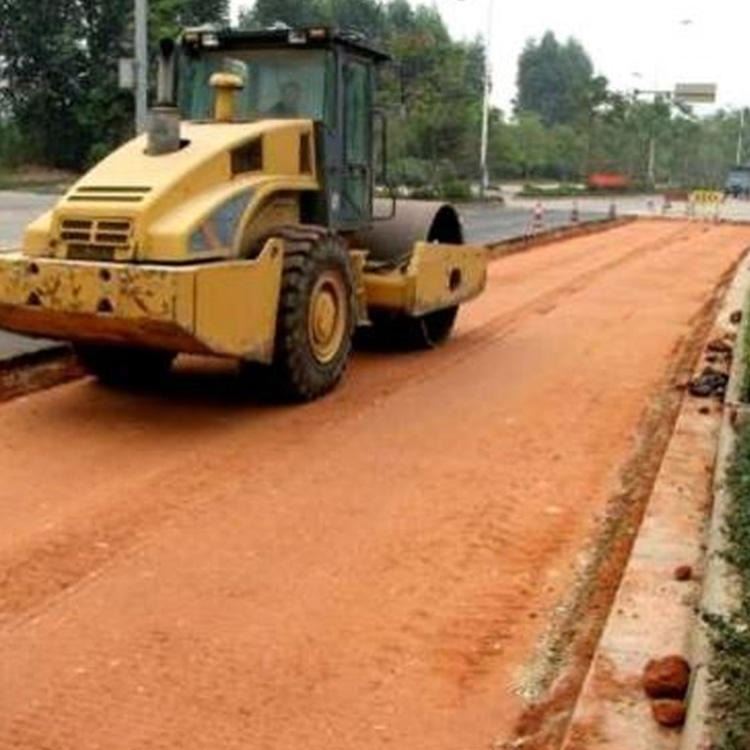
[134,0,149,134]
[479,0,493,199]
[738,108,746,166]
[647,127,657,185]
[631,73,658,185]
[458,0,494,198]
[632,19,694,187]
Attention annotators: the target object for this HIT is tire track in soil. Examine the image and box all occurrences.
[0,224,695,633]
[0,221,747,750]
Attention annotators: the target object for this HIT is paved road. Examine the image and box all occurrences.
[0,191,56,249]
[0,192,61,361]
[0,221,746,749]
[0,192,60,360]
[508,192,750,223]
[461,202,607,244]
[0,192,607,250]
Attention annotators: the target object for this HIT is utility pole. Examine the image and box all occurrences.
[737,108,746,166]
[647,127,656,186]
[479,0,493,199]
[134,0,149,134]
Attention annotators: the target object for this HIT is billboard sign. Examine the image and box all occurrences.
[674,83,717,103]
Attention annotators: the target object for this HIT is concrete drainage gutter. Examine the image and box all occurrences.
[679,262,750,748]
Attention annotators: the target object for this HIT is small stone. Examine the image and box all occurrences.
[651,699,687,728]
[688,367,729,398]
[643,655,691,699]
[674,565,693,581]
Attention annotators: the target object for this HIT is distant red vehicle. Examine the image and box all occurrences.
[587,172,631,191]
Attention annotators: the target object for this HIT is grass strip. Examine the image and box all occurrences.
[705,311,750,750]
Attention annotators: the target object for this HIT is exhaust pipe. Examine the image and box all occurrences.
[147,38,181,156]
[209,72,244,122]
[155,38,177,106]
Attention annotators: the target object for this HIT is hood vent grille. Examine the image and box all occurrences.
[68,186,152,203]
[60,217,133,260]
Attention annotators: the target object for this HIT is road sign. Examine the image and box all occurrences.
[690,190,724,204]
[118,58,135,90]
[674,83,717,104]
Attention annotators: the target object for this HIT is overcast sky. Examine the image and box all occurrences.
[230,0,749,113]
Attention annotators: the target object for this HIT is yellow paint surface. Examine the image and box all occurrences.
[0,239,284,360]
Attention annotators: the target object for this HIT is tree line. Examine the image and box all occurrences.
[506,31,744,189]
[0,0,744,190]
[0,0,229,169]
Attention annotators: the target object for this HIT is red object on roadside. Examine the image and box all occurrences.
[587,172,631,191]
[642,656,691,699]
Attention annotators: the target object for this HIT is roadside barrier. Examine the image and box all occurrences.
[689,190,724,222]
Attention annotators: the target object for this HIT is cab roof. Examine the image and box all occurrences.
[181,26,391,63]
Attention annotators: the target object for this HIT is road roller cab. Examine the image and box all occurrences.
[0,26,487,400]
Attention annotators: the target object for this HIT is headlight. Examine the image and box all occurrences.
[189,189,253,253]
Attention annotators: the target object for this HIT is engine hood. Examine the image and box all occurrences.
[24,119,318,262]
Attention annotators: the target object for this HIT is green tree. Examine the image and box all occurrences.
[0,0,89,167]
[240,0,382,33]
[548,124,586,180]
[240,0,326,28]
[2,0,744,190]
[0,0,228,169]
[511,112,549,178]
[516,32,595,127]
[152,0,229,39]
[240,0,484,187]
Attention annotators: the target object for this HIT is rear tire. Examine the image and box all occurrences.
[75,344,175,386]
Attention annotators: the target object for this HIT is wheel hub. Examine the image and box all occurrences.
[308,271,347,364]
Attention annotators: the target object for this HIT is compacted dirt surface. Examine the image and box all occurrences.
[1,220,749,750]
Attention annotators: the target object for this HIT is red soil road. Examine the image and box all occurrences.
[0,220,747,749]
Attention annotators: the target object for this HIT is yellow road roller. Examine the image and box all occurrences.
[0,26,487,400]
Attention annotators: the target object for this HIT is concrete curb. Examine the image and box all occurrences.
[486,217,635,258]
[679,260,750,749]
[0,345,81,404]
[0,342,71,373]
